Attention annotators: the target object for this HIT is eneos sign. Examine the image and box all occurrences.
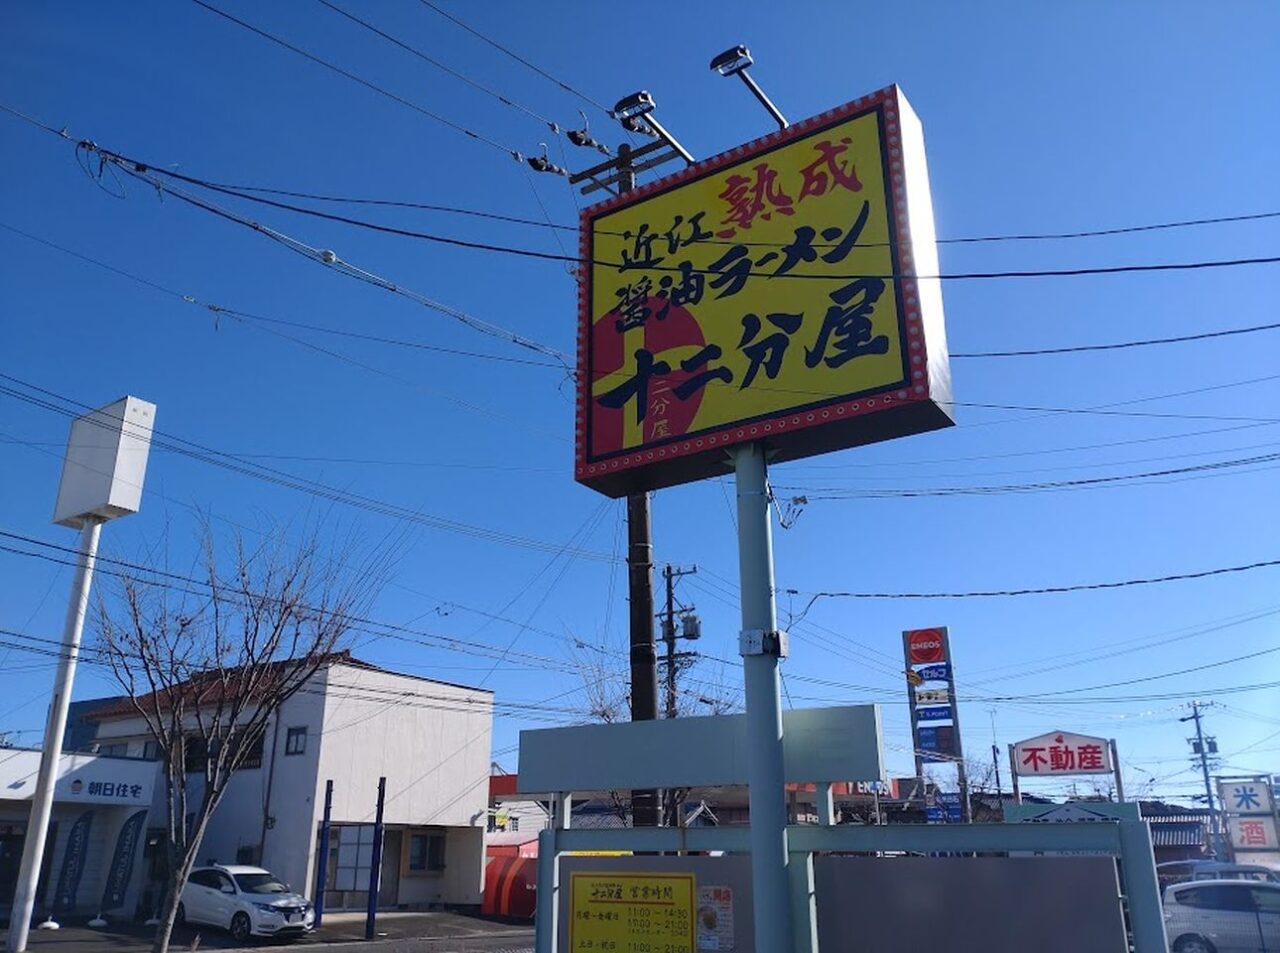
[576,86,953,496]
[906,627,947,665]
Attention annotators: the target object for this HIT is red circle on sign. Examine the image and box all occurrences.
[907,628,945,665]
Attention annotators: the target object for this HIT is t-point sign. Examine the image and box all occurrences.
[906,628,947,665]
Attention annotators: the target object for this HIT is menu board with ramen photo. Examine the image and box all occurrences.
[696,885,735,952]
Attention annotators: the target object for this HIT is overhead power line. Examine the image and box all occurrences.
[6,103,1280,299]
[785,448,1280,500]
[94,171,1280,252]
[313,0,567,136]
[0,535,580,673]
[0,375,615,562]
[188,0,526,158]
[783,555,1280,602]
[952,320,1280,359]
[415,0,617,119]
[0,220,561,370]
[5,123,570,365]
[108,145,1280,283]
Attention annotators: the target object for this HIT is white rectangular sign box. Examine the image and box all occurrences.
[1218,779,1274,815]
[1228,815,1279,851]
[517,704,883,794]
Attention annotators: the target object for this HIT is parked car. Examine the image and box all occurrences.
[1191,862,1280,884]
[1163,879,1280,953]
[179,864,315,941]
[1158,860,1280,891]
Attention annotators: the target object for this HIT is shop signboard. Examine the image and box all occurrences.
[1012,731,1112,776]
[576,86,953,496]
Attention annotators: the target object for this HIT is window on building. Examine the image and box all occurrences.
[142,739,160,760]
[285,726,307,756]
[236,733,264,770]
[96,742,128,757]
[407,832,446,873]
[184,737,208,773]
[183,733,264,772]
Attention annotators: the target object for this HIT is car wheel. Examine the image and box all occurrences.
[230,911,253,942]
[1174,936,1216,953]
[175,902,186,925]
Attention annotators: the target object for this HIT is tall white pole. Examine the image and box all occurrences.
[733,443,793,951]
[7,518,102,953]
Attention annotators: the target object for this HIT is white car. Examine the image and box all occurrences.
[1163,879,1280,953]
[179,864,315,942]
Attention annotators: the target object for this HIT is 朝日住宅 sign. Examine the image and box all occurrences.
[1218,779,1274,815]
[1013,731,1112,776]
[569,871,695,953]
[1227,815,1279,851]
[576,85,954,496]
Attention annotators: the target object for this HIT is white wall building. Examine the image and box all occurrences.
[82,656,494,915]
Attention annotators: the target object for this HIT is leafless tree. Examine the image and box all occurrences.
[93,522,387,953]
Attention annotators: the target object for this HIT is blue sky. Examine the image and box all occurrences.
[1,1,1277,804]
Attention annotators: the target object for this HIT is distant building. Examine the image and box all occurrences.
[67,655,493,917]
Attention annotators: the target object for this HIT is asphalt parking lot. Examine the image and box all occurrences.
[17,911,534,953]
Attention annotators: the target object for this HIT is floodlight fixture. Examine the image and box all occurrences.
[612,90,693,166]
[613,90,656,121]
[710,44,789,131]
[710,44,753,77]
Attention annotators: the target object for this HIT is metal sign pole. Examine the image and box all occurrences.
[7,518,102,951]
[1109,739,1125,802]
[1008,745,1022,805]
[733,442,793,951]
[312,780,333,928]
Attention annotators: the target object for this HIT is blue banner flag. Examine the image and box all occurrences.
[53,810,94,914]
[101,810,147,912]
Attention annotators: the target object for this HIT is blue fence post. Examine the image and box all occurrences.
[535,827,558,953]
[1119,818,1169,953]
[312,779,333,929]
[365,776,386,942]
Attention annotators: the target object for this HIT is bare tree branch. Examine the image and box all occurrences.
[91,520,385,953]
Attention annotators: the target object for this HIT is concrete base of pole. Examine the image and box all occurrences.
[86,918,106,928]
[34,922,58,932]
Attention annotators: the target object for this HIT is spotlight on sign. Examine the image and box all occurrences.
[709,43,789,130]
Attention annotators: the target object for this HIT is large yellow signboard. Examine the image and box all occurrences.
[575,85,953,496]
[569,871,695,953]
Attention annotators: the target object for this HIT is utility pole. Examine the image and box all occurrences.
[1182,700,1219,856]
[565,104,689,831]
[989,709,1003,799]
[659,565,700,827]
[661,564,699,720]
[569,143,659,828]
